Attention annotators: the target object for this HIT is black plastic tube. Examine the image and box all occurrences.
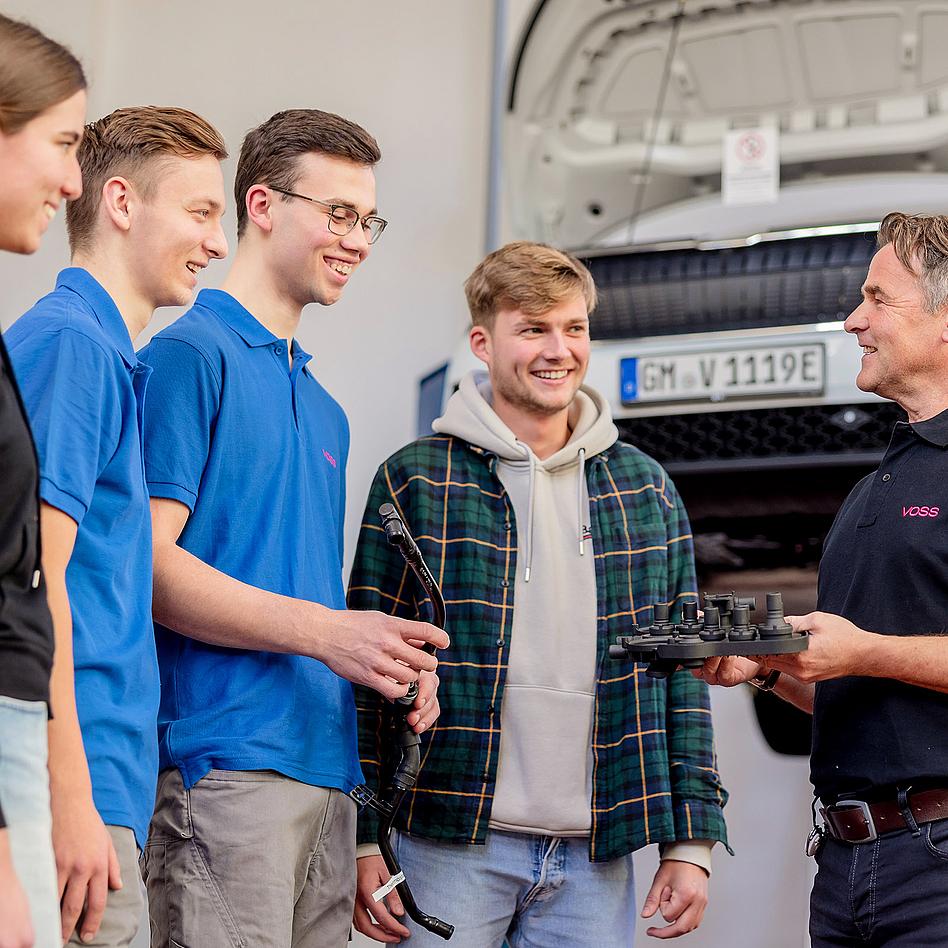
[375,503,454,940]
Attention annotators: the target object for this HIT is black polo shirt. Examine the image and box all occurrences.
[812,407,948,802]
[0,332,54,708]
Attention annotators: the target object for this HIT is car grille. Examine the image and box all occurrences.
[583,231,877,341]
[616,401,905,472]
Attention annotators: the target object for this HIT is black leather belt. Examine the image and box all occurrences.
[821,788,948,843]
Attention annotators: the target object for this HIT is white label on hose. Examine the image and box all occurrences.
[372,871,406,902]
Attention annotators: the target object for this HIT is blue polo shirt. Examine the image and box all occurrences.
[138,289,361,792]
[4,268,158,849]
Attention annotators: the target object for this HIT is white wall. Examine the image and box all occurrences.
[0,0,492,566]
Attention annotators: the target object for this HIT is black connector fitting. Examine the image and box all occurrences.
[728,603,757,642]
[649,602,676,636]
[757,592,794,638]
[677,600,702,637]
[699,605,725,642]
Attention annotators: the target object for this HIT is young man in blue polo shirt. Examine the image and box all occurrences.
[138,109,448,947]
[5,106,228,947]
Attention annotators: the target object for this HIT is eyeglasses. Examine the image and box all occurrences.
[269,187,388,244]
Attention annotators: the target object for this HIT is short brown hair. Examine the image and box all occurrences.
[877,212,948,314]
[66,106,227,253]
[0,14,85,134]
[464,241,597,329]
[234,109,381,238]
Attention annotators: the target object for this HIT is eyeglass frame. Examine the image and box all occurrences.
[268,186,388,244]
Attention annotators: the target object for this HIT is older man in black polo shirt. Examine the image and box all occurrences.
[698,211,948,946]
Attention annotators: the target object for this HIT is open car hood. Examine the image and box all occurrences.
[507,0,948,246]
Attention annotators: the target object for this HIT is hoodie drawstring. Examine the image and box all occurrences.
[514,439,538,583]
[520,443,591,577]
[524,449,536,582]
[578,447,589,556]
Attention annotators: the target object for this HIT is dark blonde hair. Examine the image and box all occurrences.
[0,14,85,134]
[878,212,948,314]
[235,109,381,238]
[66,106,227,253]
[464,241,597,329]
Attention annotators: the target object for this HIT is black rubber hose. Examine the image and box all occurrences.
[375,503,455,939]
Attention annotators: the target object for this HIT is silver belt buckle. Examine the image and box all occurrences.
[833,799,879,843]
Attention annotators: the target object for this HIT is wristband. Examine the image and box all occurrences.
[749,669,781,692]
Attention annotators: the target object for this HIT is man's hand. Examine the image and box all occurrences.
[763,612,873,683]
[321,609,449,701]
[0,829,34,948]
[691,655,763,688]
[406,669,441,734]
[51,791,121,943]
[641,859,709,939]
[353,854,410,943]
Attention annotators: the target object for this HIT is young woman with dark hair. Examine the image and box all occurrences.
[0,14,85,947]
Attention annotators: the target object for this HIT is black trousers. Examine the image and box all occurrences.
[810,819,948,946]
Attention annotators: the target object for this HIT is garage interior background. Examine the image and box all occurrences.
[9,1,926,946]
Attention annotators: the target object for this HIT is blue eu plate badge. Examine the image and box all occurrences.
[620,357,638,402]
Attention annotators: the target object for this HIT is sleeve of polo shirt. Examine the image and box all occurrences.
[662,473,730,850]
[139,337,221,511]
[347,459,418,845]
[14,328,122,524]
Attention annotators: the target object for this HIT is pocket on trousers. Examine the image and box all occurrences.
[146,770,194,845]
[146,832,246,948]
[201,768,283,783]
[924,818,948,861]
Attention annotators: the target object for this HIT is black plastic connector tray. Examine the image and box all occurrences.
[609,591,808,678]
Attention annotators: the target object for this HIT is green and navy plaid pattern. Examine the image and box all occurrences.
[348,435,728,863]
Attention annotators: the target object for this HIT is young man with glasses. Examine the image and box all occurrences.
[138,109,447,948]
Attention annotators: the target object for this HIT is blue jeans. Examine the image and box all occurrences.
[810,821,948,946]
[393,829,636,947]
[0,696,59,948]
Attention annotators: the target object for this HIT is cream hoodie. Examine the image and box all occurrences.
[355,372,712,868]
[433,371,617,835]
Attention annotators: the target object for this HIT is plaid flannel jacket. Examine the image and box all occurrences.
[348,434,728,862]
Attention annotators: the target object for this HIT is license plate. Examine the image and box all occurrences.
[620,344,824,404]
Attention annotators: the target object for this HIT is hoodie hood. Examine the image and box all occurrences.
[434,370,619,581]
[436,373,615,837]
[433,370,618,466]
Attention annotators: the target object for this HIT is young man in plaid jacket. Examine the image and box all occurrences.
[349,242,728,946]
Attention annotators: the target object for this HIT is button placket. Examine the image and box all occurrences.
[851,422,914,527]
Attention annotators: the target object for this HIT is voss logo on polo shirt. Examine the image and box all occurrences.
[902,505,940,518]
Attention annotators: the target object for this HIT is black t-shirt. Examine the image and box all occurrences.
[812,409,948,802]
[0,332,54,707]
